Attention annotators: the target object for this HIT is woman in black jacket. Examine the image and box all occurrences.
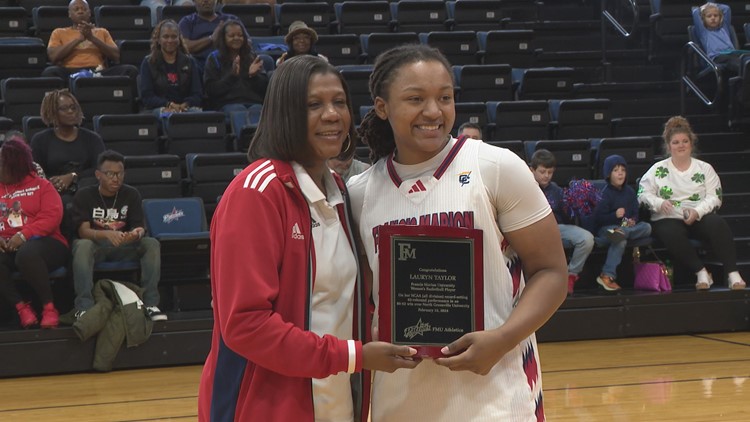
[203,20,268,115]
[139,19,203,115]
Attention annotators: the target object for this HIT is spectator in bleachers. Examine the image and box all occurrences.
[139,19,203,115]
[639,116,746,291]
[67,150,166,323]
[328,155,370,183]
[42,0,138,83]
[457,121,483,140]
[203,20,268,115]
[141,0,195,27]
[31,89,105,239]
[693,2,749,75]
[276,21,327,67]
[4,131,47,179]
[178,0,248,74]
[530,149,594,295]
[0,137,69,329]
[198,55,418,421]
[591,155,652,292]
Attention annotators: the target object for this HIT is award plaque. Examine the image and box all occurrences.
[377,225,483,358]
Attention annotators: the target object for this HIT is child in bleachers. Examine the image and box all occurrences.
[591,155,652,291]
[693,2,749,75]
[530,149,594,294]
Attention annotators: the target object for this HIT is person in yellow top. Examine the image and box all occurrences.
[42,0,138,83]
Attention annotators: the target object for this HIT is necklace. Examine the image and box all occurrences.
[99,188,119,216]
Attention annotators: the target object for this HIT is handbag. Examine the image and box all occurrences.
[634,262,672,292]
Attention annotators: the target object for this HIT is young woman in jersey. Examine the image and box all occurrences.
[198,55,419,422]
[348,44,568,421]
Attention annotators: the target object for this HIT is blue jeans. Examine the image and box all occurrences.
[559,224,594,275]
[597,222,652,278]
[72,237,161,311]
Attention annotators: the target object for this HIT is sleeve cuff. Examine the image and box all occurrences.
[347,339,362,373]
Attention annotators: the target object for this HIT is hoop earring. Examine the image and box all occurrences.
[342,134,352,152]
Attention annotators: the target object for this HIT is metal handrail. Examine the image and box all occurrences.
[601,0,639,81]
[680,41,723,113]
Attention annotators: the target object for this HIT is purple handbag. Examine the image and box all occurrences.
[634,262,672,292]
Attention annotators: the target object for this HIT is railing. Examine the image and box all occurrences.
[680,41,723,113]
[601,0,639,81]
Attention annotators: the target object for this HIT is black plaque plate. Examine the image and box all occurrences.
[377,225,483,358]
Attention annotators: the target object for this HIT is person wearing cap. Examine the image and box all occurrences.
[592,154,652,291]
[276,21,327,66]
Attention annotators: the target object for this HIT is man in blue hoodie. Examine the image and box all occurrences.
[592,155,652,291]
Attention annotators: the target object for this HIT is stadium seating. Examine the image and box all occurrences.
[0,37,47,80]
[93,114,160,156]
[1,77,65,126]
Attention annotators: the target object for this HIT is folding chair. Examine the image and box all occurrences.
[525,139,592,186]
[142,197,211,310]
[31,6,69,44]
[447,0,502,32]
[549,98,612,140]
[70,76,136,121]
[0,7,28,38]
[94,5,152,40]
[592,136,656,184]
[360,32,418,63]
[453,64,512,102]
[0,37,47,80]
[221,3,276,36]
[163,112,228,158]
[486,100,550,142]
[419,31,481,65]
[94,114,160,156]
[276,2,331,35]
[391,0,451,33]
[1,77,66,126]
[316,34,362,65]
[185,152,248,219]
[333,1,395,35]
[123,154,183,199]
[478,30,539,68]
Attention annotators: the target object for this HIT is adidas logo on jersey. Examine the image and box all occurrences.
[408,180,427,194]
[291,223,304,240]
[311,218,320,228]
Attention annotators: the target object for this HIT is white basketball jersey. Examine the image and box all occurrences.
[351,138,546,421]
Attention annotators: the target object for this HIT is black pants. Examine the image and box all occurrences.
[0,237,69,305]
[651,214,738,274]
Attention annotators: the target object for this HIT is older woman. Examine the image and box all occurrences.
[198,56,418,421]
[0,137,69,329]
[276,21,327,66]
[139,19,203,115]
[639,116,746,290]
[203,20,268,114]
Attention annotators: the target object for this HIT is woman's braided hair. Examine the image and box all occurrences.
[39,89,83,127]
[357,44,453,162]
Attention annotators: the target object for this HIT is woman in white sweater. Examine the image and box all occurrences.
[639,116,746,290]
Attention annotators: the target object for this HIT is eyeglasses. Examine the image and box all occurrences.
[58,104,78,113]
[100,170,125,180]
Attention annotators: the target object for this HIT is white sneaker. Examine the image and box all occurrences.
[146,306,168,321]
